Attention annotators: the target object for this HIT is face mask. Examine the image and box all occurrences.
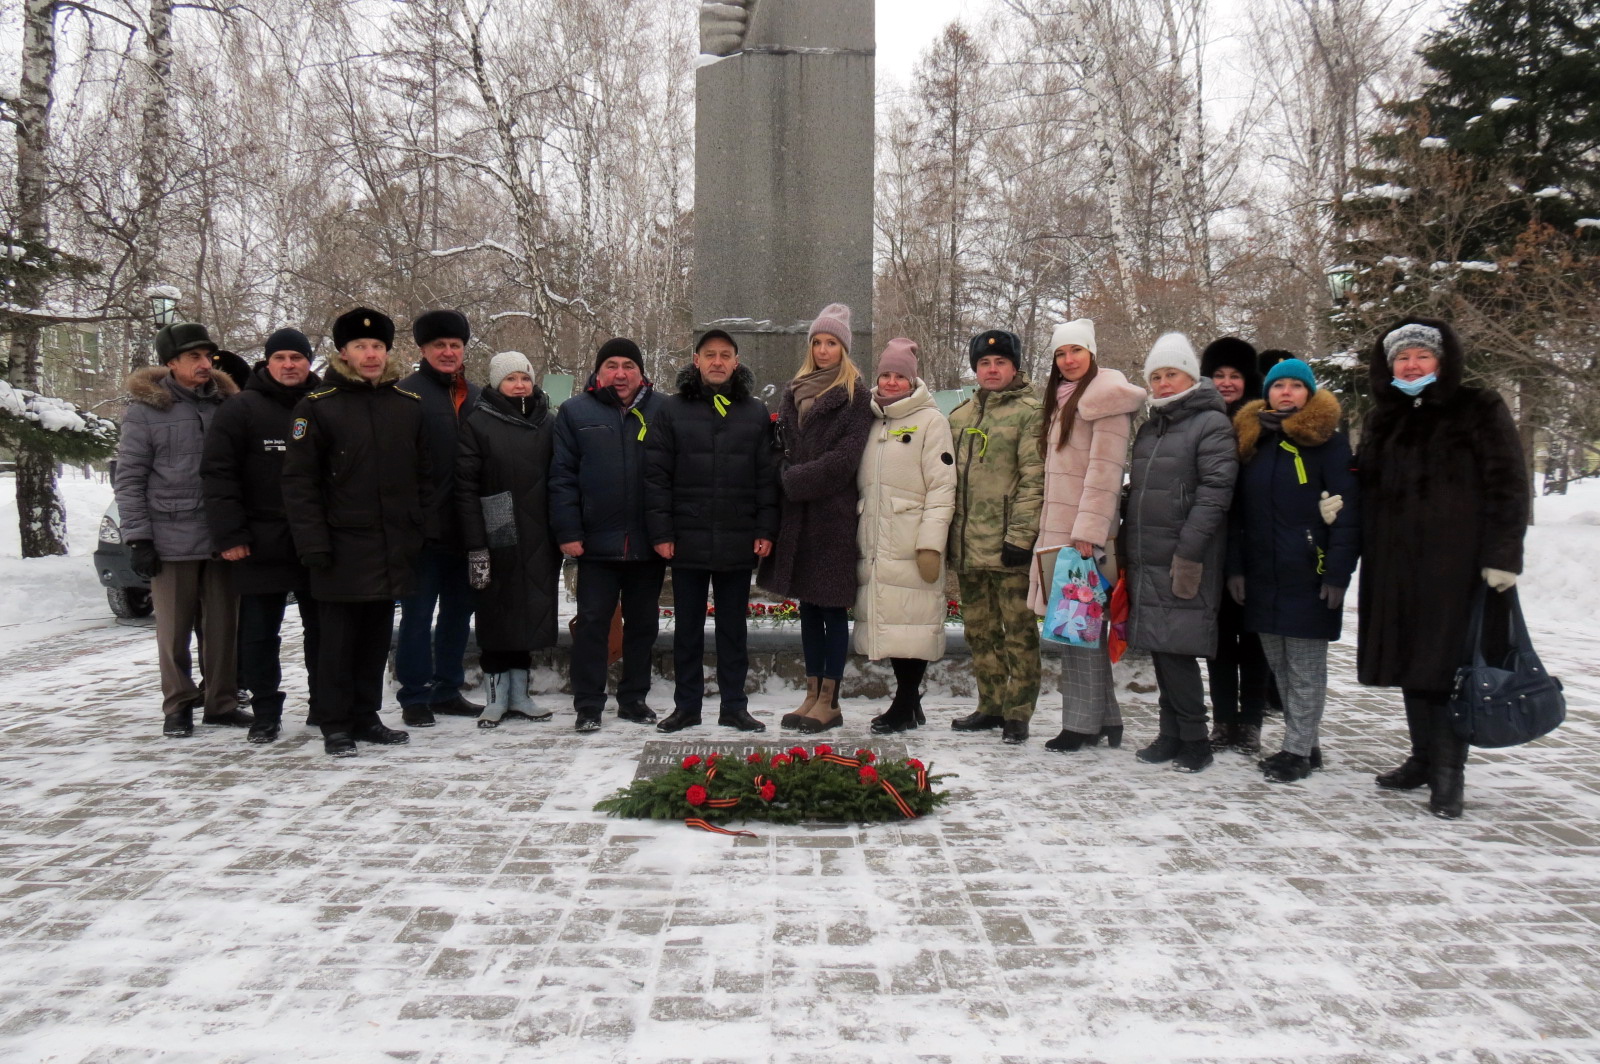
[1391,373,1436,397]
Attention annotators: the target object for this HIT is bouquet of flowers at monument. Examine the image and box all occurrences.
[595,745,951,827]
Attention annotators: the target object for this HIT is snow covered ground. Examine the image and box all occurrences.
[0,472,1597,1062]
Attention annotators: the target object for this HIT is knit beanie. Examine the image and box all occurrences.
[1049,319,1097,356]
[875,338,920,381]
[263,327,314,360]
[808,303,853,354]
[412,309,470,347]
[154,322,216,365]
[1382,323,1444,364]
[595,337,644,372]
[331,308,394,350]
[1143,332,1200,382]
[488,351,533,390]
[1263,357,1317,396]
[695,328,738,354]
[968,329,1023,370]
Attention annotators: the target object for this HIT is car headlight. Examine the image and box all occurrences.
[99,515,121,545]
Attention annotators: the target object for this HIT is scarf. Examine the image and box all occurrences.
[791,364,841,423]
[1257,408,1292,434]
[1148,382,1198,410]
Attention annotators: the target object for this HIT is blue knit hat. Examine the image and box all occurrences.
[1263,357,1317,395]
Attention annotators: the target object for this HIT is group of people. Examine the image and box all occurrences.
[113,299,1527,819]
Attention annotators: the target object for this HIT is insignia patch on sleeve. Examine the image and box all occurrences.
[292,417,309,441]
[941,452,954,465]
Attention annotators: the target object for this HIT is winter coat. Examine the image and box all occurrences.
[281,353,433,603]
[200,362,321,595]
[1027,368,1145,614]
[756,376,875,608]
[456,386,560,653]
[1356,317,1528,691]
[1123,380,1238,658]
[851,382,957,661]
[549,374,664,562]
[399,361,481,552]
[1226,390,1360,642]
[946,377,1046,573]
[644,364,780,571]
[114,366,239,562]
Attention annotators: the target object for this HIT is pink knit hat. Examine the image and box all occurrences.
[808,303,853,354]
[875,338,920,381]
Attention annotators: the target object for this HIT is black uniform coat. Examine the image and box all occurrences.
[549,374,664,561]
[757,377,874,608]
[282,353,433,603]
[399,360,481,552]
[456,386,560,653]
[644,364,780,571]
[201,362,321,595]
[1356,317,1528,691]
[1227,389,1360,642]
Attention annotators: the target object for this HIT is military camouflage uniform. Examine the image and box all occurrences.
[948,377,1046,721]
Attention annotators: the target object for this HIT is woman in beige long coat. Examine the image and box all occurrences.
[1027,319,1146,752]
[852,339,957,733]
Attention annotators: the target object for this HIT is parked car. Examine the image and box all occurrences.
[93,497,153,619]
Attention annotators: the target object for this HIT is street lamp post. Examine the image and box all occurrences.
[146,285,180,328]
[1325,265,1355,306]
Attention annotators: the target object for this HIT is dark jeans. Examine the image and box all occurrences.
[671,566,753,714]
[572,558,665,713]
[237,590,322,723]
[799,602,850,680]
[396,544,475,707]
[1151,651,1209,741]
[1206,596,1268,727]
[316,599,395,736]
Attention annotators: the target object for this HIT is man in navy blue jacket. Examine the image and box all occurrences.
[550,338,666,732]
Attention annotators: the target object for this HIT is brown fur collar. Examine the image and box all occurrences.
[323,349,405,387]
[125,365,239,410]
[1234,387,1342,461]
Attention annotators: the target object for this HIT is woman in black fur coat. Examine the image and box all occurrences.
[1356,317,1528,819]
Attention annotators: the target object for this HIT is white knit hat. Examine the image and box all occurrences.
[1049,318,1096,356]
[1143,332,1200,382]
[488,351,533,389]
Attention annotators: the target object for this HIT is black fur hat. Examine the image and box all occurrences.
[332,307,395,350]
[1200,337,1262,400]
[412,309,470,347]
[968,329,1023,370]
[1258,348,1294,376]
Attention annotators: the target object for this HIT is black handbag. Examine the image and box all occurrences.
[1448,585,1565,748]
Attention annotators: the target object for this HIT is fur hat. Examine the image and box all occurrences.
[875,338,920,381]
[332,308,395,350]
[1049,319,1096,357]
[1200,337,1260,392]
[695,329,738,354]
[1382,322,1445,364]
[1263,357,1317,396]
[263,327,313,361]
[154,322,217,365]
[412,309,470,347]
[595,337,644,372]
[1143,332,1200,382]
[968,329,1023,370]
[808,303,853,354]
[488,351,533,390]
[209,350,251,389]
[1258,348,1294,376]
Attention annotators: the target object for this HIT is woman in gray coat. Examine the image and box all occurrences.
[1124,333,1238,773]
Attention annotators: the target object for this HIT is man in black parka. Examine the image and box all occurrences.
[395,309,482,728]
[201,328,324,744]
[645,330,779,733]
[282,308,432,757]
[550,337,665,732]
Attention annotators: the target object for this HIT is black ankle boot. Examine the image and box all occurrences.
[1044,729,1097,752]
[1427,716,1468,819]
[1375,755,1429,790]
[1001,718,1029,744]
[1099,724,1123,748]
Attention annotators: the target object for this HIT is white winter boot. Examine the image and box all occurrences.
[478,671,512,728]
[506,668,551,721]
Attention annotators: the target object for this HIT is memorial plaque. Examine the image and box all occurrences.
[633,739,911,781]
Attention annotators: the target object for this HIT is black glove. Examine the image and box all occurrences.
[129,540,161,580]
[300,552,334,571]
[1000,542,1032,569]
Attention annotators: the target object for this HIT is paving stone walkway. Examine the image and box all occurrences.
[0,616,1596,1063]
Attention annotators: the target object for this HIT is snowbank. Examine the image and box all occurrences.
[1520,477,1600,634]
[0,469,117,640]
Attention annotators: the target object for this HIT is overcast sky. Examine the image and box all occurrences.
[875,0,992,93]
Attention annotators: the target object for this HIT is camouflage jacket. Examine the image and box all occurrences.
[947,377,1045,572]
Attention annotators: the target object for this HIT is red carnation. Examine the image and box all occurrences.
[771,754,791,766]
[682,755,702,769]
[855,748,876,763]
[685,785,708,806]
[759,782,777,801]
[708,752,722,763]
[788,746,809,761]
[814,744,833,756]
[746,752,764,765]
[858,766,879,784]
[905,758,925,771]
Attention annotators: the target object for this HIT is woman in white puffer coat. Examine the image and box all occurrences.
[852,339,958,733]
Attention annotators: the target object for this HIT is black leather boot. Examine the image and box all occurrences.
[717,707,765,732]
[952,710,1004,731]
[1376,694,1434,789]
[1427,708,1468,820]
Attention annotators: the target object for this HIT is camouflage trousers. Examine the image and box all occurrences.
[958,569,1041,721]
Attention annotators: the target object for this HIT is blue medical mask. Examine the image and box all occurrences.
[1391,373,1436,397]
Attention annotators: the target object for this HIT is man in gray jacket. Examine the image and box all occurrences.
[115,322,249,737]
